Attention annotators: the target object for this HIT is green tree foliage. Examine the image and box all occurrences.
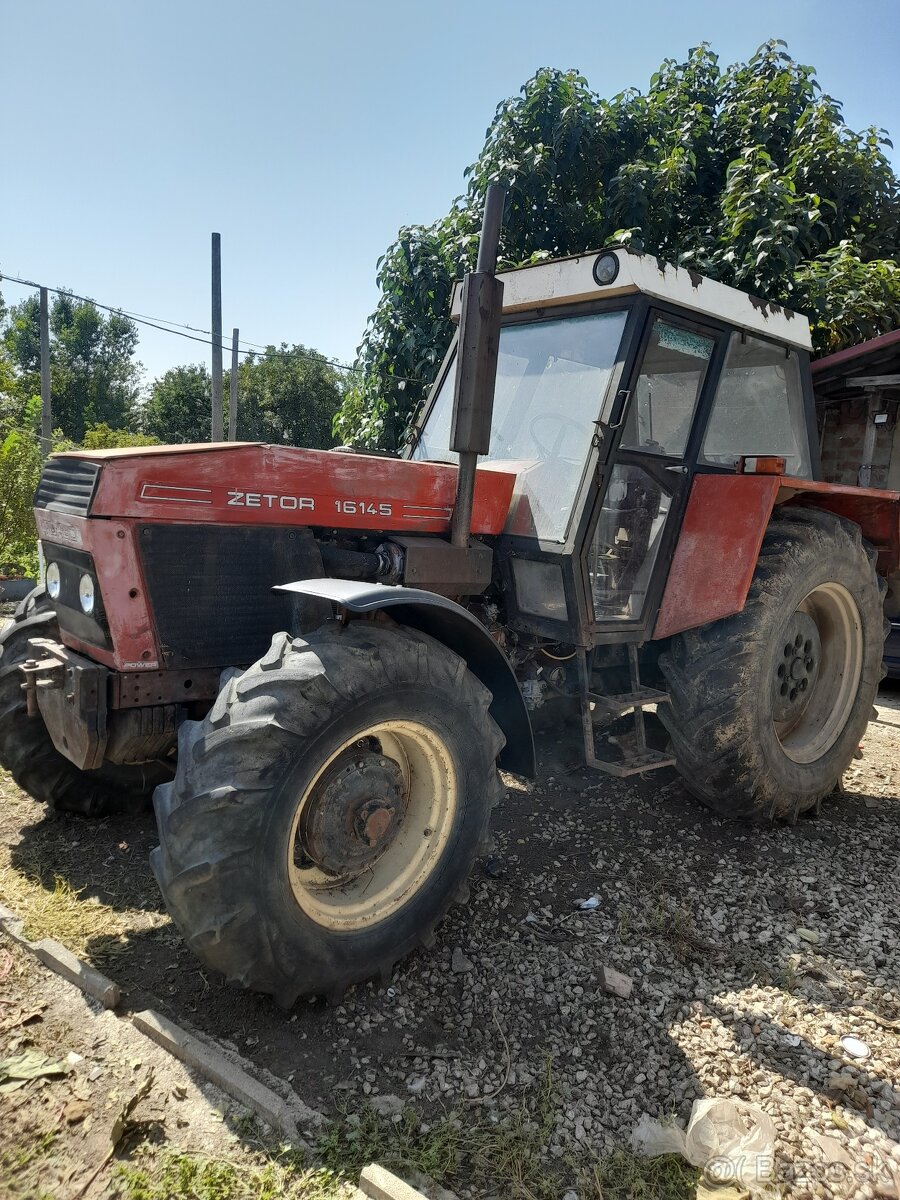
[142,364,212,443]
[141,351,343,448]
[0,288,16,406]
[0,399,72,577]
[234,345,343,448]
[81,422,159,449]
[0,426,41,574]
[336,41,900,448]
[2,291,141,442]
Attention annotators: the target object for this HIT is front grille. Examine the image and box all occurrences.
[34,458,100,515]
[139,524,325,668]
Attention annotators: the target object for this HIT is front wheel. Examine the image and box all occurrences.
[659,508,887,820]
[150,621,504,1004]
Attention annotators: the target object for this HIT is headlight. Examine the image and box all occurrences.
[46,562,61,600]
[79,574,96,615]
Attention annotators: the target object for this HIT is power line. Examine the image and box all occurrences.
[0,271,426,387]
[0,270,360,372]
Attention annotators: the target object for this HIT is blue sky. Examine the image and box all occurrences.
[1,0,898,388]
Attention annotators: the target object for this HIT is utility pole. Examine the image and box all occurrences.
[228,328,239,441]
[39,287,51,459]
[211,232,224,441]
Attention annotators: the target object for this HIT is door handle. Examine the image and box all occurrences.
[604,389,630,430]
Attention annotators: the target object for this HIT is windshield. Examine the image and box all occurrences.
[412,310,627,541]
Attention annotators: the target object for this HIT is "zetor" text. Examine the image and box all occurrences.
[227,491,316,511]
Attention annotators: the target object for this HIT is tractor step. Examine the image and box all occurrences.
[589,687,670,718]
[577,645,676,778]
[584,748,676,777]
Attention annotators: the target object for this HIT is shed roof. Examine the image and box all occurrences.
[813,328,900,404]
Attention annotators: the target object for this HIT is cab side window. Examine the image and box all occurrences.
[620,319,714,458]
[700,334,812,477]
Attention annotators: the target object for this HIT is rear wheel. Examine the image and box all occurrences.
[659,508,887,820]
[151,621,504,1004]
[0,588,166,815]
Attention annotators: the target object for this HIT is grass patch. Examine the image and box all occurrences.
[0,865,163,961]
[775,957,800,993]
[273,1058,699,1200]
[647,897,720,966]
[317,1060,580,1200]
[114,1147,346,1200]
[588,1150,700,1199]
[2,1072,697,1200]
[317,1097,699,1200]
[113,1137,700,1200]
[0,1129,57,1176]
[319,1106,463,1185]
[616,904,632,941]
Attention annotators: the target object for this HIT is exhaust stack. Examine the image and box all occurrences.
[448,184,506,548]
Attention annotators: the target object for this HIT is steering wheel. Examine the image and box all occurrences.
[529,413,586,459]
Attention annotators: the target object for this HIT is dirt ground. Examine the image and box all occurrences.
[1,686,899,1198]
[0,935,272,1194]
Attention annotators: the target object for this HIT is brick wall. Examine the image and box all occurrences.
[818,398,896,488]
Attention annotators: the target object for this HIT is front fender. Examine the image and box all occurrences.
[276,578,535,778]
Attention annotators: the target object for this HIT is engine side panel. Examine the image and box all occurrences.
[60,444,516,536]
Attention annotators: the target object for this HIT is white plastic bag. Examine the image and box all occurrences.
[631,1111,689,1158]
[632,1098,776,1194]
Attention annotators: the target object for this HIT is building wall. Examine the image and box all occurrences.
[818,398,896,488]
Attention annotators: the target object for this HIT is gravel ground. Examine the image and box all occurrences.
[1,688,899,1198]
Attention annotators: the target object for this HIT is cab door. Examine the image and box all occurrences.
[583,311,724,636]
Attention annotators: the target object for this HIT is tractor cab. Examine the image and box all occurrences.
[410,247,818,648]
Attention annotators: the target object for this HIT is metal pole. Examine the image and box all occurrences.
[211,232,223,441]
[859,390,880,488]
[228,327,239,441]
[39,287,51,459]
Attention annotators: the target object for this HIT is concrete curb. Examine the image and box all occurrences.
[358,1164,429,1200]
[0,901,444,1193]
[33,939,121,1009]
[132,1009,317,1142]
[0,903,121,1008]
[0,900,326,1145]
[1,901,26,933]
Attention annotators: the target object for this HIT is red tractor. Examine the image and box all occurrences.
[2,190,897,1004]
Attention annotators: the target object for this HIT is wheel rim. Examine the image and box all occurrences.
[773,582,863,764]
[286,720,457,930]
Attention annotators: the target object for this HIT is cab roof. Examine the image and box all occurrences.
[451,247,812,352]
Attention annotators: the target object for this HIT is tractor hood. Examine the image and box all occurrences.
[34,443,518,537]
